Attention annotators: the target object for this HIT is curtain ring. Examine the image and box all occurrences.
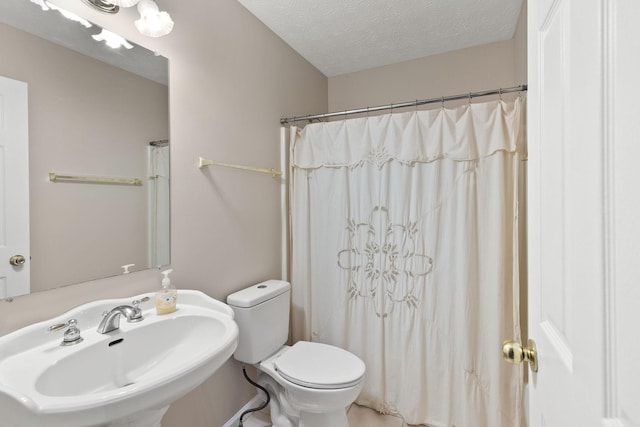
[390,103,394,114]
[468,93,472,104]
[499,88,503,101]
[366,106,370,117]
[441,96,445,109]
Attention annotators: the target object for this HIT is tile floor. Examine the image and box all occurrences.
[240,403,409,427]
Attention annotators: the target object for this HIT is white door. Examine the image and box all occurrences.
[0,76,30,298]
[527,0,640,425]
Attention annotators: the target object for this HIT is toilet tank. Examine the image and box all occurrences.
[226,280,290,364]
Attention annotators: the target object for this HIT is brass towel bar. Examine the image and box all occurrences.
[48,173,142,186]
[198,156,282,177]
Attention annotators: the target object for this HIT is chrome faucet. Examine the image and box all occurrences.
[97,304,144,334]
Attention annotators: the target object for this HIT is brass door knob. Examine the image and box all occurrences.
[9,255,26,266]
[502,339,538,372]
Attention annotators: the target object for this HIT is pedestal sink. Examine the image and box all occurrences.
[0,290,238,427]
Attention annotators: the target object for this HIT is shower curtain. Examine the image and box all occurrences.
[289,97,524,427]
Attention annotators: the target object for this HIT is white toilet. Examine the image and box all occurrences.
[227,280,365,427]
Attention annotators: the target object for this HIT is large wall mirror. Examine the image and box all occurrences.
[0,0,170,298]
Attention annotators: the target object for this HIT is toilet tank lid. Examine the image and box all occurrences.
[226,280,290,308]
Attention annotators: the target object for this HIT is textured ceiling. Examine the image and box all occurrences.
[237,0,524,77]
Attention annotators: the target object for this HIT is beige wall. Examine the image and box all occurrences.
[326,1,527,116]
[514,0,528,84]
[329,39,522,112]
[328,0,527,112]
[0,0,327,425]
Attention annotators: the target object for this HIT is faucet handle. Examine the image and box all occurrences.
[48,322,68,332]
[132,296,150,306]
[62,319,83,346]
[48,318,83,346]
[48,318,77,332]
[130,297,149,321]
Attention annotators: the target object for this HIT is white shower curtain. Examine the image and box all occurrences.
[289,98,524,427]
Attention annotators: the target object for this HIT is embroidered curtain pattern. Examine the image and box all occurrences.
[290,98,524,427]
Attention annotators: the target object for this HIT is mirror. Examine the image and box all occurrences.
[0,0,170,298]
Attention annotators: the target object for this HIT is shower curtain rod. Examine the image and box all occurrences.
[280,84,527,125]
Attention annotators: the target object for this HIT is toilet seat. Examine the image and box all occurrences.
[274,341,365,390]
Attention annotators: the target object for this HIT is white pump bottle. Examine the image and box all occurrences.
[155,268,177,314]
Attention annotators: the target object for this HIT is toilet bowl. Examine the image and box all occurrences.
[226,280,365,427]
[259,343,365,426]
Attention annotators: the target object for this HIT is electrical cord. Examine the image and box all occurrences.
[238,366,270,427]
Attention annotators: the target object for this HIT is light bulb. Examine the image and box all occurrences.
[135,0,174,37]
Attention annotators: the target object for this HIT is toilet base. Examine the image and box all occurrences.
[259,370,352,427]
[255,345,363,427]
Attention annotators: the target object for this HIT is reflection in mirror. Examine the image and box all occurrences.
[0,0,170,299]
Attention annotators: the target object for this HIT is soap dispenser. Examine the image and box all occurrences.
[155,268,177,315]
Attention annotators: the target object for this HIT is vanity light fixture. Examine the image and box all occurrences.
[82,0,174,37]
[134,0,174,37]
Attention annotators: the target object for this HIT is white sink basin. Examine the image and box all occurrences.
[0,290,238,427]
